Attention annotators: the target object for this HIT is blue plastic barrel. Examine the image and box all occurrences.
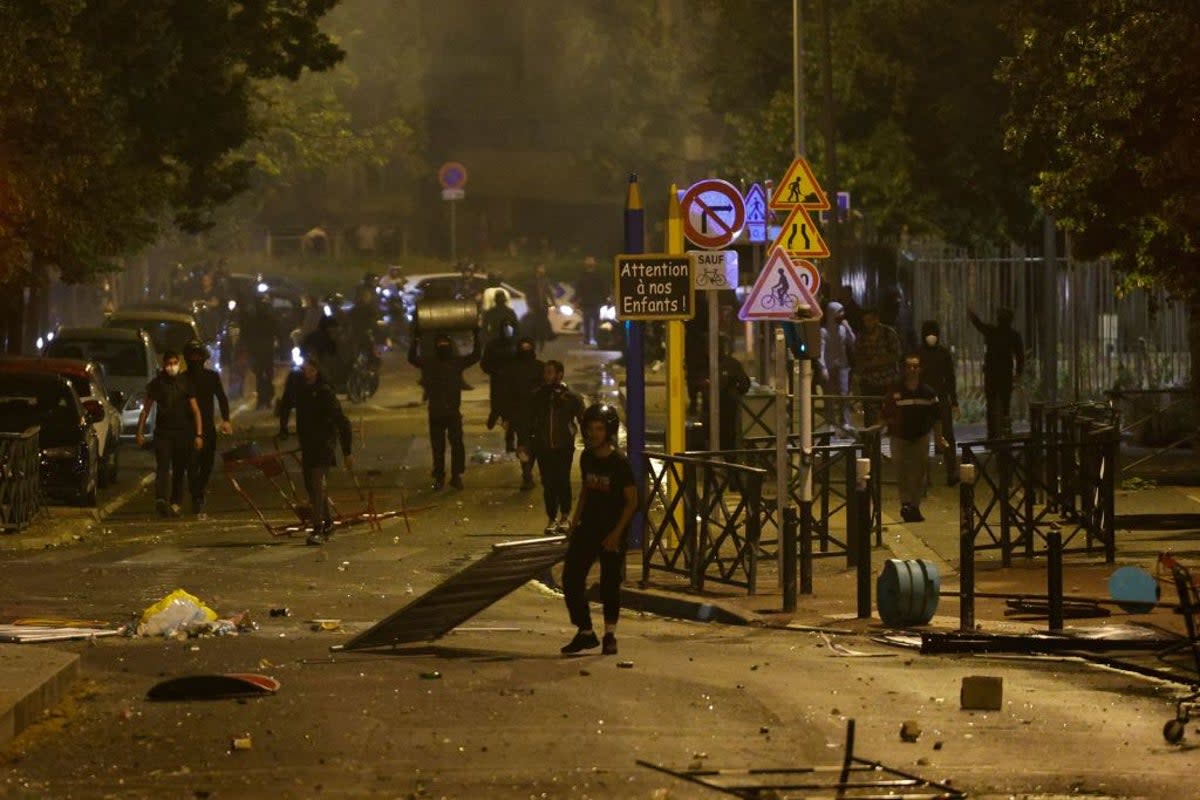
[876,559,941,627]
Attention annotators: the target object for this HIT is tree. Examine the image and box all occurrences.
[0,1,343,351]
[1000,0,1200,399]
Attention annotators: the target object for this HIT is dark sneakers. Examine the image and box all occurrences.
[560,630,600,654]
[449,474,464,490]
[900,504,926,523]
[306,523,333,546]
[601,633,618,655]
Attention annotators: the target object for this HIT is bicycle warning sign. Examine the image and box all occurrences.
[738,248,823,322]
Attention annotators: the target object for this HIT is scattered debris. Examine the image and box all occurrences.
[269,608,290,618]
[819,632,898,658]
[420,671,442,680]
[0,624,120,644]
[230,734,253,751]
[146,673,280,702]
[309,619,342,632]
[960,675,1003,711]
[900,720,922,742]
[617,661,634,669]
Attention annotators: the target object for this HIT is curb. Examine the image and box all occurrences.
[0,472,154,553]
[0,645,80,750]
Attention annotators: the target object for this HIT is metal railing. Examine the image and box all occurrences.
[642,453,766,594]
[0,427,43,533]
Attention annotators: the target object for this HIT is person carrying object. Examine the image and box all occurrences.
[408,322,481,490]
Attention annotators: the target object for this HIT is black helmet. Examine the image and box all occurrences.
[183,339,208,361]
[581,403,621,442]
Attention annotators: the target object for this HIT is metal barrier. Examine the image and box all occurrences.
[1101,388,1197,474]
[960,424,1118,564]
[0,427,43,533]
[642,453,766,594]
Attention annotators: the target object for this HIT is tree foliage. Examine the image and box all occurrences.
[706,0,1036,247]
[0,0,343,288]
[1000,0,1200,296]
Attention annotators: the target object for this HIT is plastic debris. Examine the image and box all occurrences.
[230,734,253,751]
[420,671,442,680]
[136,589,217,637]
[269,608,290,618]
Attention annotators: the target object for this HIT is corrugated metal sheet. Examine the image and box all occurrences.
[340,535,567,651]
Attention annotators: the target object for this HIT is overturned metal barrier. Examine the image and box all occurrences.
[338,535,568,651]
[638,718,966,799]
[0,427,42,533]
[642,453,765,594]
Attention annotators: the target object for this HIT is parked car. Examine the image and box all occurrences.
[0,357,123,487]
[44,327,159,439]
[104,308,202,357]
[400,273,579,336]
[0,372,101,506]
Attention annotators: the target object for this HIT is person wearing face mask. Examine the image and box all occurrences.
[881,354,948,523]
[526,360,585,533]
[136,350,204,518]
[917,320,959,485]
[408,322,481,490]
[506,337,545,490]
[182,340,232,519]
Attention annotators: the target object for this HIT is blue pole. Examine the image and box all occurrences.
[624,174,646,548]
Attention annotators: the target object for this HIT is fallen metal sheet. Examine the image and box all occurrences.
[638,718,965,799]
[338,535,567,651]
[0,624,120,643]
[819,632,897,658]
[919,625,1181,656]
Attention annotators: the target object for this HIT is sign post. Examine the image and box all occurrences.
[439,162,468,261]
[690,250,738,451]
[622,175,646,548]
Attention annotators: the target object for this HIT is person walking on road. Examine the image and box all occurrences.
[183,340,232,518]
[481,289,519,345]
[524,264,556,352]
[820,301,857,428]
[481,325,517,447]
[855,308,902,428]
[882,354,947,523]
[525,359,584,533]
[917,320,960,485]
[136,350,204,518]
[241,294,279,410]
[408,324,481,490]
[968,306,1024,439]
[287,355,353,545]
[575,255,607,347]
[560,404,638,656]
[506,336,545,490]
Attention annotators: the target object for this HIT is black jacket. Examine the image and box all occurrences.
[145,372,195,437]
[527,382,584,452]
[575,268,608,309]
[186,366,230,431]
[293,375,352,467]
[917,344,957,407]
[408,333,481,417]
[503,351,545,431]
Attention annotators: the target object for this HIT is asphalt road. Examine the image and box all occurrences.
[1,340,1196,799]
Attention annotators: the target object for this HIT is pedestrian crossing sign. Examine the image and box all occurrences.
[738,248,823,322]
[769,205,830,259]
[768,157,830,212]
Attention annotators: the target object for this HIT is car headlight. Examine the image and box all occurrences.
[599,305,616,321]
[558,305,575,316]
[291,346,304,367]
[43,445,79,459]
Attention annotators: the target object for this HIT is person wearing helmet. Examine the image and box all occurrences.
[183,340,232,518]
[560,403,638,656]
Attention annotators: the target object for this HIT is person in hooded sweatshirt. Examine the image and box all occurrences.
[408,323,481,490]
[525,359,585,533]
[820,300,857,428]
[967,307,1024,439]
[505,337,546,490]
[137,350,204,517]
[917,320,960,485]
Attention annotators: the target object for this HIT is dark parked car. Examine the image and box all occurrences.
[0,372,102,506]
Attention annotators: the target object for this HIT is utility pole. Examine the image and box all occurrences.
[794,0,805,158]
[820,0,838,290]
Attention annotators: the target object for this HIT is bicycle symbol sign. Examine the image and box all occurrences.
[680,179,745,250]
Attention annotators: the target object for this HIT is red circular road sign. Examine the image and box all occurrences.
[680,179,745,250]
[793,259,822,296]
[438,161,468,190]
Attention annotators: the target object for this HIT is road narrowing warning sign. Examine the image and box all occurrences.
[613,254,696,321]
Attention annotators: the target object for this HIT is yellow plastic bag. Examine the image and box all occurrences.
[137,589,218,637]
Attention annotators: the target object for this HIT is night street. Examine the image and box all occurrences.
[1,346,1196,799]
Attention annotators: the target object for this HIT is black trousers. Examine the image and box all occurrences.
[984,382,1012,440]
[563,528,626,631]
[302,464,332,528]
[153,435,193,505]
[252,354,274,408]
[535,446,574,519]
[861,381,888,428]
[188,429,217,507]
[429,412,464,479]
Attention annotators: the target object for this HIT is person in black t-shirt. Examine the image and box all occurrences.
[136,350,203,517]
[881,354,948,523]
[560,404,638,656]
[183,340,232,518]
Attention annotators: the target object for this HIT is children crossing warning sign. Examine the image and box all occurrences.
[738,248,823,322]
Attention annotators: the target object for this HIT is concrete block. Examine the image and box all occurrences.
[960,675,1003,710]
